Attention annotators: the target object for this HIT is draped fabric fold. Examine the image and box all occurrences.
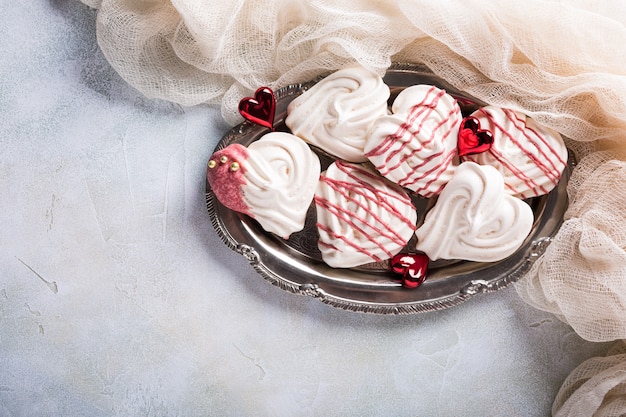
[553,342,626,417]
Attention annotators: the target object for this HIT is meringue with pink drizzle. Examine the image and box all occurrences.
[285,65,390,163]
[314,161,417,268]
[364,84,463,198]
[460,106,568,199]
[207,132,320,239]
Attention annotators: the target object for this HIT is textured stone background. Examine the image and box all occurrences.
[0,1,611,416]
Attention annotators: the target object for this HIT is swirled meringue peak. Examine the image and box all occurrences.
[414,162,534,262]
[461,106,568,199]
[314,161,417,268]
[364,84,463,198]
[285,65,390,162]
[207,132,321,239]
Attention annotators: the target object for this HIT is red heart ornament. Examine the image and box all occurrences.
[390,253,429,289]
[238,87,276,130]
[458,116,493,157]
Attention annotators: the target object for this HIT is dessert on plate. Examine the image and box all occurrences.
[414,162,535,262]
[365,84,463,198]
[285,65,390,163]
[314,160,417,268]
[460,106,568,199]
[206,131,321,239]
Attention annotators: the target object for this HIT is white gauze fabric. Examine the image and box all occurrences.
[553,341,626,417]
[84,0,626,137]
[80,0,626,412]
[516,149,626,342]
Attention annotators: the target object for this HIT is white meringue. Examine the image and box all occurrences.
[285,65,390,162]
[364,84,462,198]
[207,132,321,239]
[414,162,534,262]
[461,106,568,199]
[315,161,417,268]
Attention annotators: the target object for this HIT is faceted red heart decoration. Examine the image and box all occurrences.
[458,116,493,157]
[390,253,429,289]
[238,87,276,130]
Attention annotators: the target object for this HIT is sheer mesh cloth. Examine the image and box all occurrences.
[516,149,626,343]
[553,341,626,417]
[79,0,626,413]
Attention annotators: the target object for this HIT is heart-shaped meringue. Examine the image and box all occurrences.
[414,162,534,262]
[364,84,463,198]
[314,161,417,268]
[461,106,568,199]
[238,87,276,130]
[207,132,320,239]
[285,65,390,162]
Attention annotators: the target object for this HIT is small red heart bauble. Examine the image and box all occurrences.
[390,253,429,289]
[458,116,493,157]
[238,87,276,130]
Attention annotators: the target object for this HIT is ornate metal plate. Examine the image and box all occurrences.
[205,63,572,314]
